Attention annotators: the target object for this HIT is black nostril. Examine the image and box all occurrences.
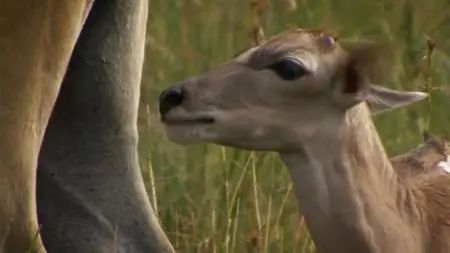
[159,86,185,116]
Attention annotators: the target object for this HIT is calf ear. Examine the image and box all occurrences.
[367,84,428,115]
[332,39,386,108]
[332,38,427,113]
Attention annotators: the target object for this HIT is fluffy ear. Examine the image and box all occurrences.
[332,39,385,108]
[333,38,424,112]
[367,85,428,115]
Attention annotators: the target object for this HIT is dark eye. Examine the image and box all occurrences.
[267,58,309,81]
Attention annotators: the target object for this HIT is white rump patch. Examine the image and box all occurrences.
[437,156,450,173]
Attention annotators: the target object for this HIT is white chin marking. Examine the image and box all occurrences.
[437,156,450,173]
[164,125,215,144]
[251,127,267,139]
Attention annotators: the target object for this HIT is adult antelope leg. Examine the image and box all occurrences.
[0,2,92,253]
[37,0,175,252]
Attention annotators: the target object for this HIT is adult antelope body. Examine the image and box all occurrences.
[1,1,174,253]
[159,28,450,253]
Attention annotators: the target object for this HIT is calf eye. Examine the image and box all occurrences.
[267,57,309,81]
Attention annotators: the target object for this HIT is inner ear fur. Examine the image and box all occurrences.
[332,37,428,113]
[367,84,428,115]
[335,37,394,97]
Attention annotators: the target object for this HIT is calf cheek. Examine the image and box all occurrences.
[211,84,252,109]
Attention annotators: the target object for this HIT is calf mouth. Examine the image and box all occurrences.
[161,115,215,125]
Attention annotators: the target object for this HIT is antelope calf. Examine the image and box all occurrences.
[159,28,450,253]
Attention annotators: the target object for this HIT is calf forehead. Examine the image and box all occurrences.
[234,28,342,66]
[235,32,342,70]
[265,31,313,47]
[264,29,339,52]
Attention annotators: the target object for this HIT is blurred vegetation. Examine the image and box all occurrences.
[138,0,450,252]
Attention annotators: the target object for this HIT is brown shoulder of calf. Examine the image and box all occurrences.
[391,131,449,179]
[390,132,450,251]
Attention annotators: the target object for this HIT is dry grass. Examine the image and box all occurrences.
[139,0,450,252]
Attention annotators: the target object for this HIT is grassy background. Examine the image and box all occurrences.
[138,0,450,252]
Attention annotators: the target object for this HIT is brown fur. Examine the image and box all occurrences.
[391,132,450,252]
[391,132,450,179]
[0,1,174,253]
[0,2,91,252]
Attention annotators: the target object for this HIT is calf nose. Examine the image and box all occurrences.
[159,86,185,115]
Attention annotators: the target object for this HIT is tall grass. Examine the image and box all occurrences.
[139,0,450,252]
